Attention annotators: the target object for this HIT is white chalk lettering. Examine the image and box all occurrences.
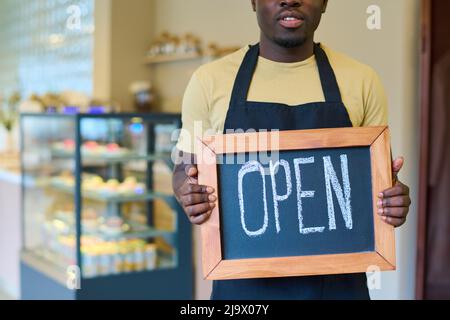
[238,161,269,237]
[294,157,325,235]
[237,154,354,237]
[269,160,292,233]
[323,155,353,230]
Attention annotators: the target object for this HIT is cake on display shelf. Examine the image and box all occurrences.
[52,140,131,158]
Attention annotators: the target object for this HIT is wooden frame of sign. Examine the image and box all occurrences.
[197,126,395,280]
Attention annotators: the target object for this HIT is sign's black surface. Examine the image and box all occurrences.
[217,147,374,260]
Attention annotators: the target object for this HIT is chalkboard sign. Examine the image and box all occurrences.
[197,127,395,280]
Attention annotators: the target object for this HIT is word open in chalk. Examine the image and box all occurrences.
[238,154,353,237]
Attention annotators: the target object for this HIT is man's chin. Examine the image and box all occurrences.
[273,36,307,49]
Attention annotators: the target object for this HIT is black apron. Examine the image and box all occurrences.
[212,43,370,300]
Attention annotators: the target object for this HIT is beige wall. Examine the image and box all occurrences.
[150,0,421,300]
[93,0,112,102]
[94,0,155,110]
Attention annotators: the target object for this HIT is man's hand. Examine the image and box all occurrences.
[377,157,411,228]
[173,153,216,225]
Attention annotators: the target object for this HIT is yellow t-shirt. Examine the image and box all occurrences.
[176,44,388,153]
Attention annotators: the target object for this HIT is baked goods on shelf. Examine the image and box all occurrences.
[99,216,130,237]
[51,173,146,197]
[52,140,131,158]
[40,220,159,277]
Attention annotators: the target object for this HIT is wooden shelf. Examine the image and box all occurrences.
[91,226,175,241]
[143,52,227,65]
[50,180,173,203]
[51,149,172,164]
[21,249,177,282]
[144,52,202,65]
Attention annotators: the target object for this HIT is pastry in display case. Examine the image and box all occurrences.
[20,113,193,300]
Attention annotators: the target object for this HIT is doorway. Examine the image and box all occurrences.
[417,0,450,300]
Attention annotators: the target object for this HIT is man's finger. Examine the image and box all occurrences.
[379,196,411,208]
[188,184,214,194]
[189,211,212,225]
[182,193,216,206]
[392,157,404,175]
[381,216,406,228]
[379,207,409,219]
[185,165,198,177]
[180,183,214,195]
[379,183,409,198]
[185,202,216,217]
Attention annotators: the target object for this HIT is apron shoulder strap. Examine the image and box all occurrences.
[314,43,343,103]
[229,44,260,107]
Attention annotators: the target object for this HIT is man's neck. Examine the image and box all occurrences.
[259,36,315,63]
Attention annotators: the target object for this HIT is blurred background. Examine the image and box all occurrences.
[0,0,448,300]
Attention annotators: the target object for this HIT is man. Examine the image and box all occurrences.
[173,0,411,300]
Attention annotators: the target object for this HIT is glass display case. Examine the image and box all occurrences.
[20,113,193,300]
